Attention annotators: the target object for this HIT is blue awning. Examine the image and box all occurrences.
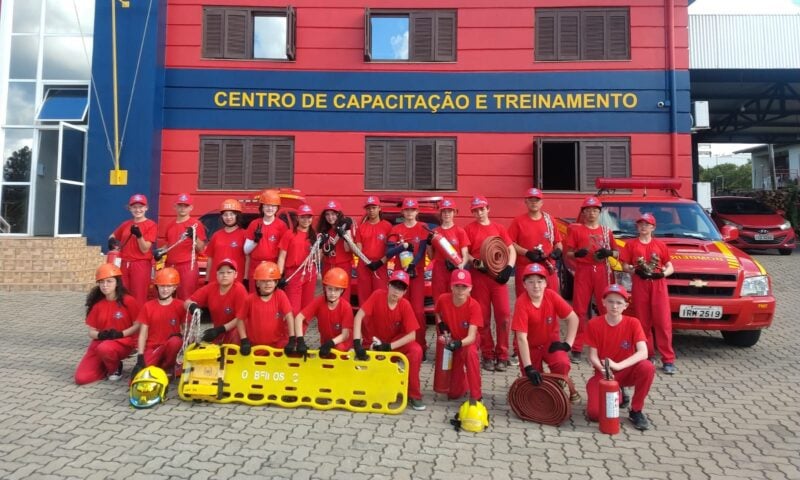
[37,90,89,122]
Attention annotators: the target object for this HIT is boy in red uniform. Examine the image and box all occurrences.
[619,213,676,374]
[75,264,140,385]
[585,284,655,431]
[131,267,185,378]
[429,198,470,302]
[353,270,425,411]
[189,258,248,344]
[158,193,207,299]
[565,196,617,363]
[464,195,516,372]
[434,269,483,402]
[512,263,578,394]
[108,194,157,305]
[355,196,392,306]
[277,204,317,315]
[317,200,354,303]
[291,267,354,357]
[236,261,295,354]
[204,199,247,285]
[244,190,289,291]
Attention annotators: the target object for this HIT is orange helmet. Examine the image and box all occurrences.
[253,261,281,281]
[258,189,281,206]
[96,263,122,281]
[220,198,242,213]
[323,267,350,289]
[154,267,180,286]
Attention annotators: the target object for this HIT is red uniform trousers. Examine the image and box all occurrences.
[631,277,674,363]
[284,266,317,320]
[571,263,610,353]
[74,339,135,385]
[322,261,352,306]
[394,341,423,401]
[356,262,388,307]
[143,336,183,372]
[169,261,199,300]
[122,259,151,305]
[472,270,511,362]
[585,359,655,420]
[447,343,482,401]
[405,273,427,352]
[431,261,451,304]
[514,267,559,298]
[517,344,571,377]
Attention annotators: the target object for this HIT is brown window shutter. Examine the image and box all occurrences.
[386,140,411,190]
[410,12,434,61]
[535,11,557,61]
[203,9,225,58]
[273,140,294,187]
[199,139,222,189]
[434,11,456,61]
[222,140,246,188]
[249,141,272,188]
[435,139,456,189]
[412,140,435,189]
[557,11,580,60]
[286,6,297,60]
[607,10,630,60]
[580,142,606,191]
[582,10,606,60]
[365,140,386,189]
[607,141,630,178]
[224,10,249,59]
[364,8,372,61]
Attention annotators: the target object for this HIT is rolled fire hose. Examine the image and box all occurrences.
[508,373,578,426]
[474,235,509,277]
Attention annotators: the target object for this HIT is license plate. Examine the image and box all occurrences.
[754,233,773,241]
[679,305,723,319]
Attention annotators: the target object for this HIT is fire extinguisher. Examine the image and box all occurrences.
[598,358,620,435]
[106,248,122,268]
[433,331,453,394]
[429,231,463,266]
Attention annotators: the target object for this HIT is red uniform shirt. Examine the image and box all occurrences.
[137,299,185,348]
[585,315,647,363]
[463,221,512,259]
[321,225,353,267]
[85,295,140,346]
[434,294,483,340]
[565,223,615,266]
[355,219,393,260]
[300,296,354,349]
[619,238,671,270]
[432,225,469,262]
[389,222,429,275]
[508,213,562,267]
[113,219,157,261]
[164,217,207,264]
[511,289,573,346]
[246,218,289,262]
[204,227,247,278]
[190,281,249,328]
[360,290,419,344]
[279,229,313,269]
[236,290,292,347]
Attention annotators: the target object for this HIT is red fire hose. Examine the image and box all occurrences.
[508,374,577,426]
[474,236,509,277]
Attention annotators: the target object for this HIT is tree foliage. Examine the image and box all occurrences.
[3,146,31,182]
[699,162,752,193]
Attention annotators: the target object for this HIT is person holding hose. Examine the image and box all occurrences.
[277,203,318,317]
[108,194,157,305]
[354,196,392,306]
[244,190,288,291]
[157,193,207,299]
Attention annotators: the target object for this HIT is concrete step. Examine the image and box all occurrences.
[0,237,104,292]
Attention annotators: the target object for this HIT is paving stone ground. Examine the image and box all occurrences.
[1,251,799,479]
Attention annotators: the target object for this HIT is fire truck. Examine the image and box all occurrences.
[557,178,775,347]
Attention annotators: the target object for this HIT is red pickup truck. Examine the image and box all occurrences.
[557,178,775,347]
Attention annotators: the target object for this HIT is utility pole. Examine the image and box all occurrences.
[767,144,778,190]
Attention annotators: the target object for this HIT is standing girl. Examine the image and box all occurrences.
[244,190,288,291]
[278,203,318,316]
[108,194,157,305]
[204,199,247,286]
[429,198,469,302]
[317,200,354,303]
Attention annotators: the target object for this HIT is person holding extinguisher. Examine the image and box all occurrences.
[204,199,247,286]
[189,258,248,345]
[429,198,470,302]
[244,190,288,291]
[619,213,676,374]
[291,267,354,357]
[317,200,354,303]
[277,204,318,317]
[434,269,483,402]
[585,284,655,431]
[108,194,157,305]
[157,193,207,299]
[354,196,392,306]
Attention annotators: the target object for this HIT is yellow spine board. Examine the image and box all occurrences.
[178,344,409,414]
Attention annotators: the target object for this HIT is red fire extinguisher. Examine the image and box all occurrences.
[429,231,463,266]
[599,358,620,435]
[106,248,122,268]
[433,331,453,393]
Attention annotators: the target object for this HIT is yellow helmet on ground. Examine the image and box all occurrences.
[451,400,490,433]
[129,366,169,409]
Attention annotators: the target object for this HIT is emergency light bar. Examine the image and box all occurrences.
[595,178,683,191]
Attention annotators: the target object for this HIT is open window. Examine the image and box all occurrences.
[535,138,629,191]
[203,6,296,60]
[36,87,89,122]
[364,9,456,62]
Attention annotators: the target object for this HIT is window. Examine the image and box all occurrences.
[535,8,629,61]
[199,137,294,189]
[365,138,456,190]
[535,138,629,191]
[365,10,456,62]
[202,7,296,60]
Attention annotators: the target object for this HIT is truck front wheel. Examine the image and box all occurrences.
[721,329,761,347]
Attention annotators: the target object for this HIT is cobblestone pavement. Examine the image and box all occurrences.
[1,251,799,480]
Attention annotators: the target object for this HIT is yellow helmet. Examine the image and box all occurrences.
[452,400,490,433]
[129,366,169,409]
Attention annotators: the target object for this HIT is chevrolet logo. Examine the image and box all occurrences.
[689,279,708,288]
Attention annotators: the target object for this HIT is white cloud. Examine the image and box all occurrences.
[390,31,409,60]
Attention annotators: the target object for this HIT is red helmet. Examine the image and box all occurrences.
[323,267,350,289]
[220,198,242,213]
[258,189,281,206]
[253,261,281,281]
[323,199,342,212]
[470,196,489,211]
[388,270,410,288]
[154,267,180,286]
[522,263,548,279]
[450,269,472,287]
[603,284,630,301]
[96,263,122,281]
[581,196,602,209]
[128,194,147,206]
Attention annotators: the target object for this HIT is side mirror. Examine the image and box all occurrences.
[720,225,739,242]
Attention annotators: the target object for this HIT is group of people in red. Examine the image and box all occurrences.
[76,188,676,430]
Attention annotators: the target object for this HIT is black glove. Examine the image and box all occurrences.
[426,232,435,243]
[284,336,297,355]
[634,269,653,280]
[549,248,562,260]
[444,260,457,272]
[107,237,120,251]
[98,329,123,340]
[277,277,288,290]
[524,365,542,386]
[335,223,348,237]
[373,343,392,352]
[131,354,145,379]
[651,272,665,279]
[548,341,571,353]
[495,265,513,284]
[406,263,417,279]
[367,260,383,271]
[595,248,614,260]
[240,338,251,355]
[296,336,308,356]
[437,322,451,335]
[445,339,462,351]
[153,248,166,262]
[319,339,335,357]
[187,303,202,315]
[354,339,368,360]
[319,232,330,245]
[253,225,263,243]
[525,250,545,263]
[340,217,353,231]
[574,248,589,258]
[184,226,194,238]
[405,243,415,252]
[201,325,226,342]
[130,224,142,239]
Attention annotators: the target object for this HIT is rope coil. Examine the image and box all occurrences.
[508,373,577,426]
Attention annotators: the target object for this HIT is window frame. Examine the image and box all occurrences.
[535,137,630,192]
[364,9,457,62]
[202,6,296,61]
[535,8,629,62]
[365,137,456,191]
[198,136,295,190]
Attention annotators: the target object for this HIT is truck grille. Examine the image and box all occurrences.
[670,273,737,282]
[668,285,736,297]
[668,272,738,298]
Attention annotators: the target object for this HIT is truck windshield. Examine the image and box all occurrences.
[600,202,722,241]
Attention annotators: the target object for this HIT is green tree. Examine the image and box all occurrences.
[3,146,31,182]
[699,162,752,193]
